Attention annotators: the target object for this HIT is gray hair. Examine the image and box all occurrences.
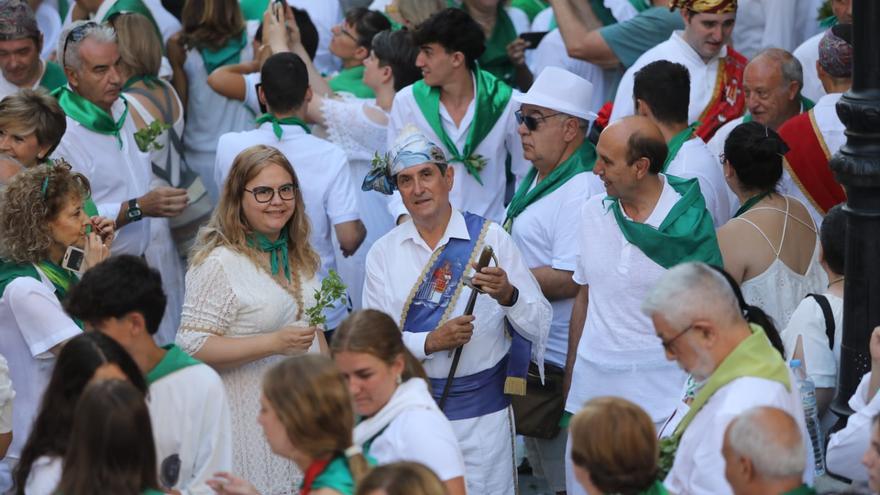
[727,407,806,479]
[753,48,804,92]
[57,21,117,71]
[641,262,741,329]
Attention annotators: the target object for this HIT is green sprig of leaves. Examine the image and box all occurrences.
[134,121,171,152]
[657,436,678,480]
[305,269,347,327]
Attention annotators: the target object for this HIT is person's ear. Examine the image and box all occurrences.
[303,86,313,104]
[740,455,756,482]
[126,311,148,336]
[785,79,800,101]
[444,163,455,189]
[634,98,651,118]
[633,156,651,179]
[36,34,43,54]
[258,85,267,107]
[563,117,580,142]
[450,51,466,70]
[391,353,405,377]
[381,65,393,85]
[354,45,369,62]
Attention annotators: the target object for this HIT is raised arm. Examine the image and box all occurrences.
[207,60,261,102]
[547,0,620,69]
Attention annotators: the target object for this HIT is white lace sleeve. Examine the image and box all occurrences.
[176,253,239,354]
[321,98,386,163]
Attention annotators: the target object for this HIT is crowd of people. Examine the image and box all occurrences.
[0,0,875,493]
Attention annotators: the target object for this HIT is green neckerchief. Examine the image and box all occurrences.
[628,0,651,12]
[57,0,69,20]
[504,141,596,231]
[743,95,815,123]
[52,86,129,149]
[328,65,375,98]
[0,259,84,327]
[672,324,790,440]
[472,4,517,86]
[200,31,248,74]
[239,0,268,20]
[381,11,403,31]
[248,227,291,281]
[820,15,837,29]
[641,481,669,495]
[255,113,311,139]
[39,61,67,93]
[733,191,771,217]
[146,344,202,384]
[101,0,163,43]
[511,0,548,22]
[661,123,698,172]
[412,68,512,185]
[123,74,161,90]
[607,174,723,268]
[782,485,817,495]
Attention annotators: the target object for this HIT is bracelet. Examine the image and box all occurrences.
[501,286,519,307]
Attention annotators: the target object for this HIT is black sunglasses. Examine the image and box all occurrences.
[62,21,100,68]
[515,109,564,132]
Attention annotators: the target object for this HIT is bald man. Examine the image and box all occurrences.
[564,116,722,494]
[723,407,815,495]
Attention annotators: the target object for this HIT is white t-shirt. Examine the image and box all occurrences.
[243,71,262,116]
[794,33,825,104]
[666,137,730,227]
[510,171,603,367]
[567,176,688,420]
[24,455,62,495]
[214,123,360,329]
[0,354,13,435]
[0,271,81,464]
[781,292,842,389]
[732,0,798,60]
[826,371,875,482]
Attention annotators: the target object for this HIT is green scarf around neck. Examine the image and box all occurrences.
[39,61,67,93]
[200,31,248,74]
[248,227,291,281]
[607,175,723,268]
[0,259,83,327]
[52,86,128,149]
[412,68,512,186]
[511,0,548,22]
[473,4,517,86]
[123,74,161,90]
[328,65,374,98]
[238,0,268,20]
[102,0,163,43]
[504,141,596,232]
[146,344,202,384]
[255,113,311,139]
[733,190,771,217]
[662,123,698,172]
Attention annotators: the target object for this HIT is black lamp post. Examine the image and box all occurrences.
[830,0,880,417]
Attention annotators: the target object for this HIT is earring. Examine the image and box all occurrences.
[395,375,402,385]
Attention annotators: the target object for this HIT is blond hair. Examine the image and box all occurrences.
[111,13,162,78]
[398,0,445,27]
[356,462,446,495]
[263,355,371,486]
[0,160,90,263]
[331,309,427,382]
[0,88,66,160]
[190,145,319,318]
[570,397,659,494]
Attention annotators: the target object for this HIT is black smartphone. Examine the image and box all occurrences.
[520,31,548,49]
[61,246,85,273]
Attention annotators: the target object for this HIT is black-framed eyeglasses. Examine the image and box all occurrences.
[244,183,297,203]
[515,110,564,132]
[62,21,99,68]
[660,324,695,352]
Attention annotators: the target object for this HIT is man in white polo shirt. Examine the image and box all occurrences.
[214,52,365,336]
[504,66,603,494]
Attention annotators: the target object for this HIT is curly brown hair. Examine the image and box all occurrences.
[0,161,90,263]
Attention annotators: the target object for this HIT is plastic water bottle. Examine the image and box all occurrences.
[790,359,825,476]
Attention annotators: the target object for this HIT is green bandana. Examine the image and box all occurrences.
[0,259,83,327]
[662,123,698,172]
[504,141,596,232]
[743,95,815,124]
[238,0,268,20]
[641,481,670,495]
[473,5,517,86]
[53,86,129,149]
[412,68,512,186]
[39,61,67,93]
[328,65,374,98]
[248,227,291,280]
[607,175,723,268]
[733,191,771,217]
[146,344,202,384]
[782,485,817,495]
[200,31,248,75]
[511,0,548,22]
[123,74,161,90]
[101,0,163,43]
[255,113,311,139]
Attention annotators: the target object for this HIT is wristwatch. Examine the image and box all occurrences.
[126,198,143,222]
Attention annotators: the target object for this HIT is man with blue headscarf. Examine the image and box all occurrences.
[362,125,550,495]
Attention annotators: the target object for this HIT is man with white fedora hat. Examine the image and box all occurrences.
[503,66,604,494]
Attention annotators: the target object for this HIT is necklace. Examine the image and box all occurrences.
[827,276,844,289]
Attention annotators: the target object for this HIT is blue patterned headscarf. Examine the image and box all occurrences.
[362,125,448,195]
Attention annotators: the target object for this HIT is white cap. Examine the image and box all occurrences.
[513,66,597,121]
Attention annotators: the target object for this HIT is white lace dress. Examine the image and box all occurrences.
[176,246,320,495]
[321,97,395,308]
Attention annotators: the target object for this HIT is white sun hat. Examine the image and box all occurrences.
[513,66,598,121]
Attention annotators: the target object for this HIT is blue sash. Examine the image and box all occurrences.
[428,356,510,421]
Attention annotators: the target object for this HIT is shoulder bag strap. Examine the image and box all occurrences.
[806,293,835,350]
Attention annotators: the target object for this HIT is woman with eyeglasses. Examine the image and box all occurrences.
[177,144,326,493]
[0,163,112,489]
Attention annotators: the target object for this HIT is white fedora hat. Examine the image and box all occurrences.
[513,66,597,121]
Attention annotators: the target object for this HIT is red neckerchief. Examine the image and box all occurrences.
[300,458,332,495]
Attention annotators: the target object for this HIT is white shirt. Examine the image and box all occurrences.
[567,176,688,420]
[0,354,12,435]
[510,172,602,367]
[779,93,846,228]
[732,0,798,60]
[781,292,842,389]
[242,71,262,115]
[826,371,874,482]
[667,137,730,227]
[53,96,152,257]
[0,270,81,463]
[363,209,551,378]
[214,123,360,329]
[794,32,825,104]
[148,362,232,495]
[665,373,814,495]
[24,455,62,495]
[386,79,530,223]
[611,32,726,125]
[528,29,609,116]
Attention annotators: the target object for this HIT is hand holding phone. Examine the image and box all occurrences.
[519,31,548,49]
